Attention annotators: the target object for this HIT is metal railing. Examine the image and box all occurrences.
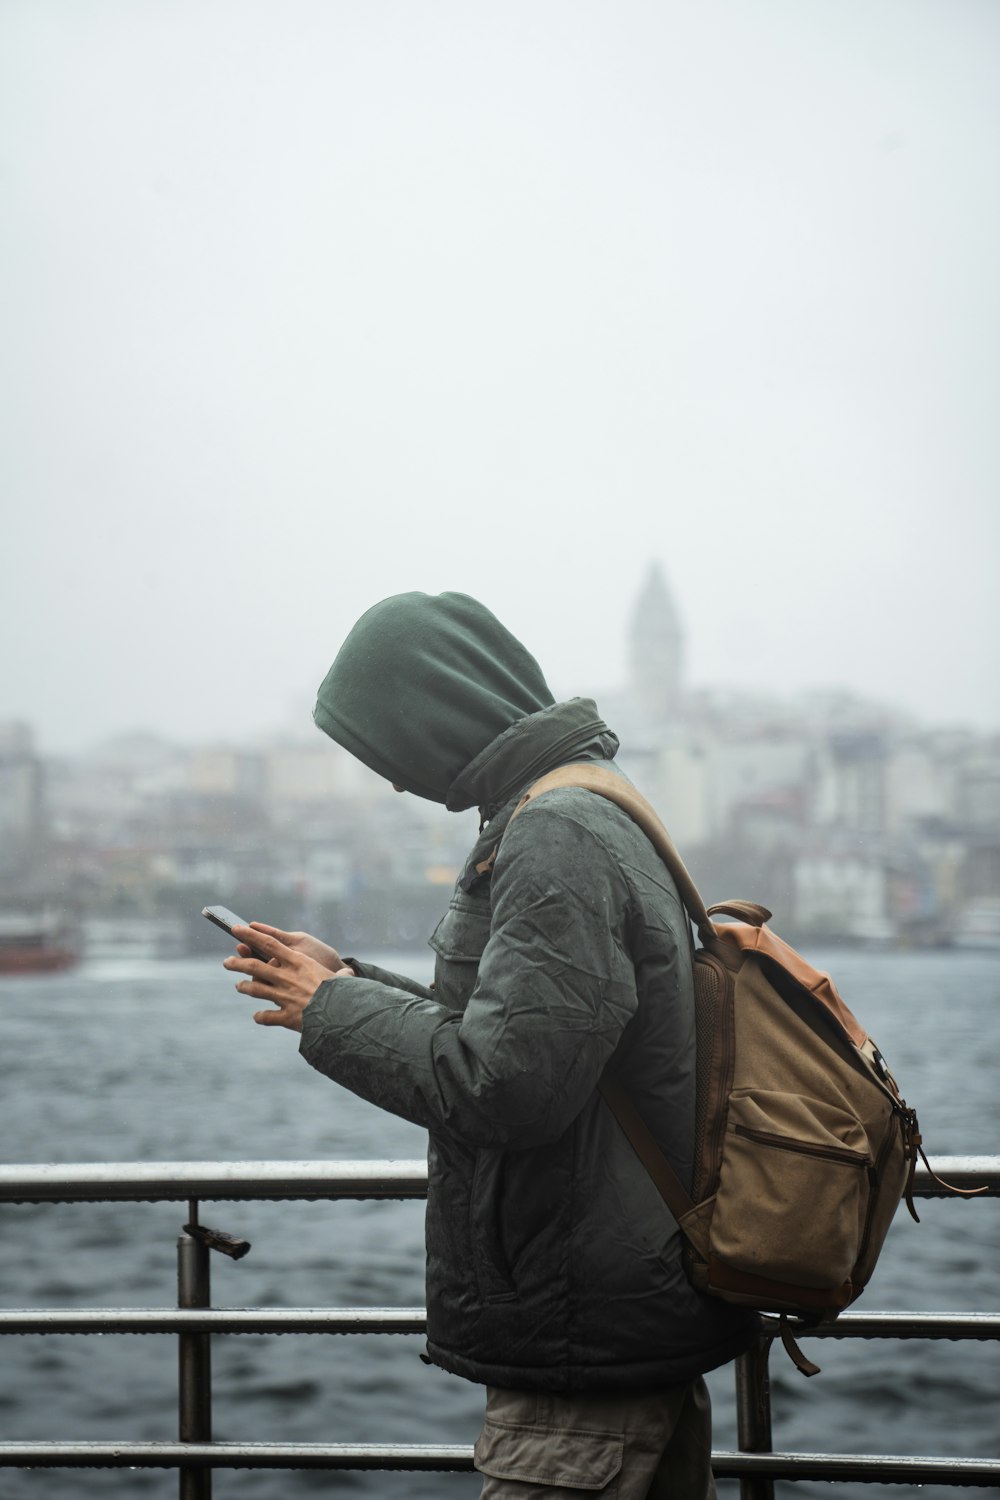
[1,1156,997,1497]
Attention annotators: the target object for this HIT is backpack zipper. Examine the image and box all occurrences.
[732,1123,872,1169]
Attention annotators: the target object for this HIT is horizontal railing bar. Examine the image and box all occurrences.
[0,1308,427,1335]
[0,1441,474,1471]
[3,1308,998,1341]
[712,1452,1000,1485]
[771,1312,1000,1341]
[0,1159,430,1204]
[0,1155,995,1204]
[1,1443,998,1482]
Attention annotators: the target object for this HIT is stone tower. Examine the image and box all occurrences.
[628,562,684,724]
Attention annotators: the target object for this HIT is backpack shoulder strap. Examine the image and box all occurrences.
[506,762,717,941]
[597,1071,696,1223]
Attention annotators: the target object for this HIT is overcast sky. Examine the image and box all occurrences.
[2,0,998,754]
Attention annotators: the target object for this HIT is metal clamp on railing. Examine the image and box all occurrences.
[181,1221,252,1260]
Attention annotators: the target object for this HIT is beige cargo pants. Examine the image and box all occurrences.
[474,1377,715,1499]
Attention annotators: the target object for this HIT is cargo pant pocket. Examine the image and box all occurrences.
[475,1417,624,1494]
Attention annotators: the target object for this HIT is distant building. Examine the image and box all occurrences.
[627,561,684,727]
[812,732,887,835]
[792,852,894,944]
[186,747,266,800]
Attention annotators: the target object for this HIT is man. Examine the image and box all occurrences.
[224,590,757,1498]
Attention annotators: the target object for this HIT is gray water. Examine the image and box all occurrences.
[1,947,998,1498]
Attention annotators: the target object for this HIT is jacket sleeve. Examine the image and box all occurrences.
[346,958,434,1000]
[299,798,642,1147]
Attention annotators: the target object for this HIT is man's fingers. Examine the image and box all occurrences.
[252,1002,303,1032]
[234,976,278,998]
[232,925,286,960]
[252,1007,285,1026]
[248,922,291,941]
[224,955,272,980]
[235,944,278,965]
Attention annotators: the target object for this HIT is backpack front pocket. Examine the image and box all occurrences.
[710,1089,873,1292]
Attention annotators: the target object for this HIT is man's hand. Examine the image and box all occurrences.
[225,925,353,1032]
[236,922,352,974]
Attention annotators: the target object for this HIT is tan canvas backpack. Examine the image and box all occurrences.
[504,763,981,1374]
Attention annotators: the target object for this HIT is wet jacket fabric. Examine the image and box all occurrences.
[302,594,758,1391]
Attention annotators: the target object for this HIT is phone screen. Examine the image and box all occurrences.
[202,906,269,959]
[202,904,247,936]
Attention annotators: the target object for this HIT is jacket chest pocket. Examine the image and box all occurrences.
[429,897,492,1008]
[429,899,492,963]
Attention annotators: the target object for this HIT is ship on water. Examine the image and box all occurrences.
[0,909,81,974]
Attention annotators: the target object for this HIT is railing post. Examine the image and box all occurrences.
[178,1201,212,1500]
[735,1337,775,1500]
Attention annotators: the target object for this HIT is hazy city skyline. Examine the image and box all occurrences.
[3,2,998,755]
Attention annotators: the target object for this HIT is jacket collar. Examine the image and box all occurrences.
[445,698,619,820]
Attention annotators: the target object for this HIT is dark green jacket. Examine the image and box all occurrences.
[302,594,757,1390]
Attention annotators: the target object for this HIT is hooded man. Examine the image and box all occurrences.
[224,591,758,1499]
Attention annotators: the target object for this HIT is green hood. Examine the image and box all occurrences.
[313,592,555,805]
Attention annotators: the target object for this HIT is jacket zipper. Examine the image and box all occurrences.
[732,1123,872,1169]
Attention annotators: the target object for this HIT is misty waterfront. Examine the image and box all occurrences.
[1,945,998,1499]
[3,566,1000,966]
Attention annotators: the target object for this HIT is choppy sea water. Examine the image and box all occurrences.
[0,946,997,1499]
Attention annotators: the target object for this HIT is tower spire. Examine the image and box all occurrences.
[628,562,684,724]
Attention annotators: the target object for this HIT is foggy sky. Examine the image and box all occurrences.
[2,0,998,754]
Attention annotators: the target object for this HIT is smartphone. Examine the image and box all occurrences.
[202,905,269,959]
